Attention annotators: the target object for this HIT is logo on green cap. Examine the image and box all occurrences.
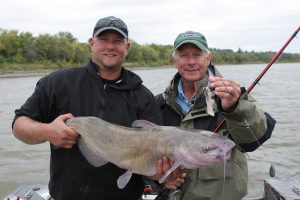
[174,31,208,51]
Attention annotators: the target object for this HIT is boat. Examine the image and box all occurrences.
[2,184,51,200]
[2,184,158,200]
[3,178,300,200]
[263,178,300,200]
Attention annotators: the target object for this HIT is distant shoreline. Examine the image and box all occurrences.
[0,65,175,78]
[0,71,50,78]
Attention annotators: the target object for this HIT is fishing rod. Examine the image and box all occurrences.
[213,26,300,133]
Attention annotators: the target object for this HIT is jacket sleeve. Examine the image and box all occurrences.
[135,86,164,126]
[12,75,52,126]
[220,90,276,152]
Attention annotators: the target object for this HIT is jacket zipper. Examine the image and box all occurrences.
[99,83,106,118]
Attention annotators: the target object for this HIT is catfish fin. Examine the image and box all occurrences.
[159,160,181,184]
[132,120,157,128]
[78,137,108,167]
[117,170,133,189]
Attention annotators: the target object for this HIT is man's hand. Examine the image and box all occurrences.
[148,157,187,190]
[209,77,241,111]
[47,113,79,149]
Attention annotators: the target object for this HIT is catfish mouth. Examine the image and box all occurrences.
[216,150,232,161]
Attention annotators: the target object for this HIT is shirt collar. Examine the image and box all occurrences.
[176,79,196,113]
[177,79,196,101]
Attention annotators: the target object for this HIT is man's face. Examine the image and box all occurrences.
[173,43,211,83]
[90,30,130,71]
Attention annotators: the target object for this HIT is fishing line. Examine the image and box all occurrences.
[243,117,261,147]
[219,77,234,97]
[221,153,226,200]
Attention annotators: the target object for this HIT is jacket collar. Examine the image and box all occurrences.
[86,59,143,90]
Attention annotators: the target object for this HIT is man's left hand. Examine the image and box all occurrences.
[209,77,241,111]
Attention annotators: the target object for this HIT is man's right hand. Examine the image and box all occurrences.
[13,113,78,149]
[47,113,79,149]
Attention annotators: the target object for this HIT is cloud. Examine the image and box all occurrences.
[0,0,299,52]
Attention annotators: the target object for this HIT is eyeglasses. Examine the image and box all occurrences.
[93,17,128,37]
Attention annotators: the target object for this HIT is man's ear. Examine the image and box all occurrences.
[206,52,212,65]
[89,38,94,48]
[172,52,178,68]
[126,40,131,50]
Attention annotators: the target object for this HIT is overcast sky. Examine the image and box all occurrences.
[1,0,299,53]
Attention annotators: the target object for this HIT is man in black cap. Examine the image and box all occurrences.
[12,16,182,200]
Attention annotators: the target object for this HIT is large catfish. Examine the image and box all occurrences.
[66,117,235,189]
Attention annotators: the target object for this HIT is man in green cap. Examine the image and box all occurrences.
[155,31,276,199]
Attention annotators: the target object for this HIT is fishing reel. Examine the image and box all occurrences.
[168,190,182,200]
[154,189,182,200]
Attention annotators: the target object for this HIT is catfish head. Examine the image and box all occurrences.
[173,132,235,169]
[158,130,235,184]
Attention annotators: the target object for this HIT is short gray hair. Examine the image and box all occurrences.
[172,48,211,58]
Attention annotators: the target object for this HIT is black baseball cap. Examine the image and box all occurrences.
[93,16,128,38]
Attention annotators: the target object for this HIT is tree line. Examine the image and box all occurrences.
[0,29,299,71]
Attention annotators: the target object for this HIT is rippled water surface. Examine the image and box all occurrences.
[1,63,299,198]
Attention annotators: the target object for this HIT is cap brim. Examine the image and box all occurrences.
[94,27,127,38]
[174,40,207,51]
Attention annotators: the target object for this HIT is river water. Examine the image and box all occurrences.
[1,63,300,199]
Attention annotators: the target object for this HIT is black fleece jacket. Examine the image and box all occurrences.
[13,60,163,200]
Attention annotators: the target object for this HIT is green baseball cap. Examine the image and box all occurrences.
[174,31,208,50]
